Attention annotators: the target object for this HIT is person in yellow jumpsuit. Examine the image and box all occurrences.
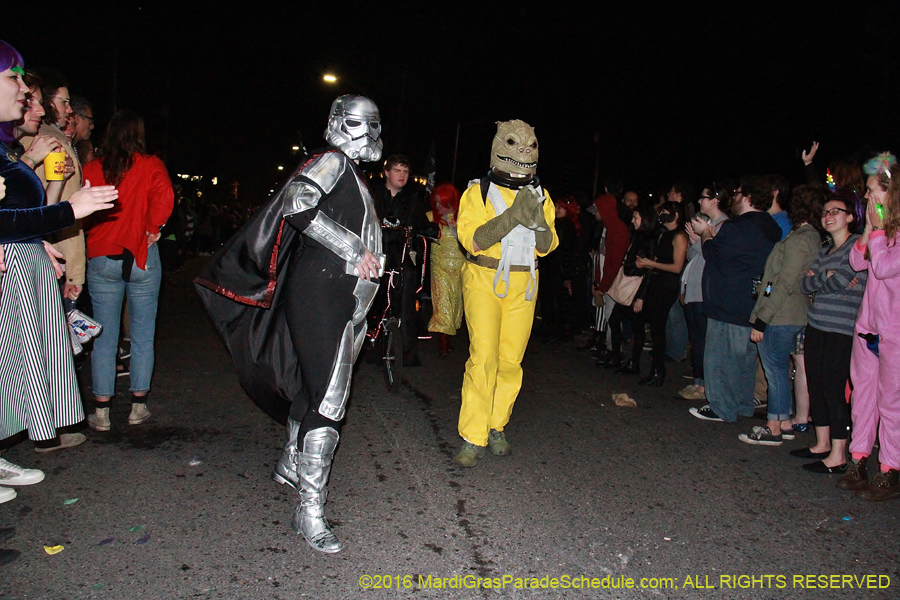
[427,183,465,356]
[454,120,558,467]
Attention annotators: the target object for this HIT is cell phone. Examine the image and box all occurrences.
[685,202,696,222]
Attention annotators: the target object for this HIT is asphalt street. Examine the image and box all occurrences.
[1,259,897,599]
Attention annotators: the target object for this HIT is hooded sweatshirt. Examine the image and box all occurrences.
[593,194,630,294]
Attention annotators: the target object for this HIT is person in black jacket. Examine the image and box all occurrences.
[600,202,657,371]
[687,176,783,423]
[633,201,688,386]
[538,195,581,342]
[371,154,431,366]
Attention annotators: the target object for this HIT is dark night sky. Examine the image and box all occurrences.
[10,1,900,202]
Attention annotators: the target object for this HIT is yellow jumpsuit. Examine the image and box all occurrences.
[456,183,558,446]
[426,211,465,336]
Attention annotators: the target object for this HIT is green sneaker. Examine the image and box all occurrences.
[488,429,511,456]
[454,442,486,467]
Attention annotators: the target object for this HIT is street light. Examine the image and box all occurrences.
[277,166,284,171]
[323,74,337,84]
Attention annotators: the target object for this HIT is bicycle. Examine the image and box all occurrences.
[366,221,412,392]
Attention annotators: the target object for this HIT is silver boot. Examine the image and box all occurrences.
[272,418,301,488]
[290,427,342,553]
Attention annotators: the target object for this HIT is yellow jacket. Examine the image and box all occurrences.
[457,182,558,260]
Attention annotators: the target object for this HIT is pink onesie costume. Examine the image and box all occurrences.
[849,230,900,471]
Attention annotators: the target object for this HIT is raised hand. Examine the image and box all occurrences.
[801,141,819,166]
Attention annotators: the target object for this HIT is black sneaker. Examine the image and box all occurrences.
[738,426,783,446]
[689,404,723,422]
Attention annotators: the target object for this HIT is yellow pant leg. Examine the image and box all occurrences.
[490,273,536,431]
[458,264,537,445]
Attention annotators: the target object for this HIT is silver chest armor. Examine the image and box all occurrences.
[283,151,384,276]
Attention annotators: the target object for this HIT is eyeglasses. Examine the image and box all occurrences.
[733,189,743,196]
[699,195,714,201]
[75,113,94,123]
[821,207,850,217]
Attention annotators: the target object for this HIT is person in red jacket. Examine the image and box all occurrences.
[590,190,631,362]
[82,110,174,431]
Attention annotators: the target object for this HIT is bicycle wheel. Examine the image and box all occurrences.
[383,318,404,392]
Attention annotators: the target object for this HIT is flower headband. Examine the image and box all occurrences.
[863,152,896,180]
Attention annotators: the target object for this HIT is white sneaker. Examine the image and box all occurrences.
[0,487,16,504]
[0,457,45,486]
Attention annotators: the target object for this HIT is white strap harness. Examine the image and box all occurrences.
[481,181,541,301]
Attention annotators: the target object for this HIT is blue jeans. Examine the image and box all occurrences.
[683,302,707,386]
[757,324,803,421]
[666,301,688,361]
[705,318,758,422]
[88,245,162,397]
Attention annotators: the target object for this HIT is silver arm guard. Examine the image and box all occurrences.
[282,153,342,217]
[303,211,368,266]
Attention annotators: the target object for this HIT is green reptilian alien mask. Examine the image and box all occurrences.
[490,119,538,178]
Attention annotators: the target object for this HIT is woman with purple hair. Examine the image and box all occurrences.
[0,39,116,505]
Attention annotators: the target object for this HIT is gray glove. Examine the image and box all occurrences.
[472,186,537,250]
[516,185,548,232]
[534,228,553,253]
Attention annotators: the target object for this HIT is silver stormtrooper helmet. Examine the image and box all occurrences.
[324,95,383,162]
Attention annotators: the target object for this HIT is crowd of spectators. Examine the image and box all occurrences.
[541,146,900,502]
[0,40,173,514]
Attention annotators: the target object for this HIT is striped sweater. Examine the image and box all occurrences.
[800,234,867,336]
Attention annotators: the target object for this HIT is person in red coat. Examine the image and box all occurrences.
[590,192,631,361]
[81,110,174,431]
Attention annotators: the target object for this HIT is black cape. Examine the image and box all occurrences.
[194,161,309,424]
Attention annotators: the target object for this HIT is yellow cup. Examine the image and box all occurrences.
[44,151,67,181]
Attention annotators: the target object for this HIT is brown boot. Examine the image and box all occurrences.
[856,469,900,502]
[836,456,869,491]
[438,333,450,356]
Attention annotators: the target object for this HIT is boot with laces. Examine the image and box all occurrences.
[488,429,511,456]
[836,456,869,491]
[856,468,900,502]
[454,442,486,467]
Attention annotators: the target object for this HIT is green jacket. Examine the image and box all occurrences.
[750,223,821,330]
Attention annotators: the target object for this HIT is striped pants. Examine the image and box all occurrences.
[0,243,83,441]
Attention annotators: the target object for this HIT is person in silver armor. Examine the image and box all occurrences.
[269,95,385,553]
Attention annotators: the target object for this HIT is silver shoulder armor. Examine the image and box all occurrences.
[304,211,368,266]
[283,152,345,217]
